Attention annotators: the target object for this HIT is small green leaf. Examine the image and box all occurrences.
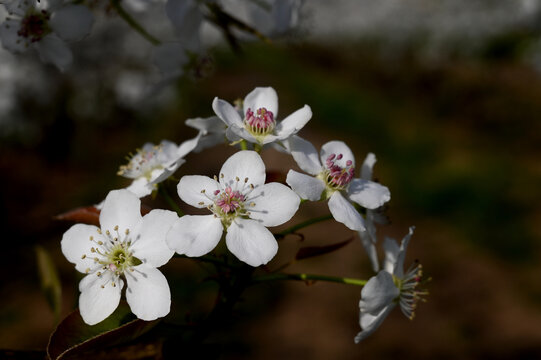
[35,246,62,323]
[295,237,354,261]
[47,302,159,360]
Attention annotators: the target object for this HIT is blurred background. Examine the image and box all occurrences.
[2,0,541,359]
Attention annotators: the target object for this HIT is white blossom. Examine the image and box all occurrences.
[61,190,178,325]
[285,136,390,231]
[354,227,427,343]
[166,150,300,267]
[185,115,227,152]
[118,135,200,198]
[0,0,94,71]
[212,87,312,146]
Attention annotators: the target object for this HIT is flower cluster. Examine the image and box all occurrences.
[0,0,304,75]
[60,86,426,344]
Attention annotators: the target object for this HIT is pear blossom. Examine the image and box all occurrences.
[61,189,178,325]
[354,227,427,343]
[285,136,390,231]
[117,135,200,198]
[244,0,303,37]
[358,152,389,272]
[212,87,312,146]
[166,150,300,267]
[185,115,227,152]
[0,0,94,71]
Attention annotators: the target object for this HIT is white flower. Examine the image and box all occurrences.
[244,0,303,37]
[358,152,389,272]
[285,136,390,231]
[118,135,200,198]
[212,87,312,146]
[166,150,300,267]
[354,227,427,343]
[0,0,94,71]
[185,115,227,152]
[61,190,178,325]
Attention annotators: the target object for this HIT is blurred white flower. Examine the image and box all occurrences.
[0,0,93,71]
[286,136,390,231]
[167,150,300,267]
[212,86,312,146]
[185,115,227,152]
[354,227,427,343]
[118,134,200,198]
[244,0,303,37]
[61,189,178,325]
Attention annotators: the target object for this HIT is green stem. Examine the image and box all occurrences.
[252,273,367,287]
[277,214,334,237]
[159,185,184,217]
[253,143,262,153]
[111,0,161,45]
[239,140,248,151]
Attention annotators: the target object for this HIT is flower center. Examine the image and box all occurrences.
[244,107,275,137]
[82,226,142,288]
[199,175,257,228]
[393,262,428,320]
[319,153,355,194]
[18,10,51,43]
[117,145,164,180]
[216,186,245,214]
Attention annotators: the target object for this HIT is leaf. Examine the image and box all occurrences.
[295,237,354,261]
[47,302,159,360]
[55,206,101,226]
[35,246,62,323]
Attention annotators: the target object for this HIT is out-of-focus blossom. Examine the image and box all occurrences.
[0,0,93,71]
[243,0,303,37]
[212,86,312,146]
[167,150,300,267]
[118,134,200,198]
[354,227,427,343]
[286,136,390,231]
[61,190,178,325]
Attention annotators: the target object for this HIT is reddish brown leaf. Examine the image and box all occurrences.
[295,237,354,261]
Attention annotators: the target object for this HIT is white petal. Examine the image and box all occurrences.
[382,237,400,274]
[61,224,103,273]
[248,183,300,227]
[285,170,325,201]
[126,265,171,321]
[4,0,32,16]
[359,229,379,273]
[193,132,227,152]
[130,209,178,267]
[152,42,188,79]
[354,304,395,343]
[185,116,224,134]
[0,20,28,53]
[35,34,72,71]
[320,141,355,169]
[50,5,93,41]
[79,273,123,325]
[348,178,391,210]
[219,150,266,188]
[212,97,243,127]
[394,226,415,278]
[149,163,183,185]
[361,153,376,180]
[328,191,365,231]
[274,105,312,139]
[287,135,322,175]
[243,87,278,118]
[226,218,278,267]
[166,215,223,257]
[126,177,153,198]
[177,175,219,208]
[100,189,142,234]
[359,271,399,314]
[226,125,256,143]
[176,132,201,158]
